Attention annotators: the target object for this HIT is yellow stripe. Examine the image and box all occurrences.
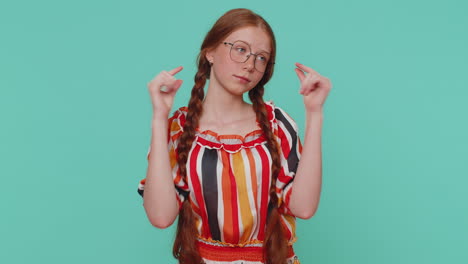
[232,151,253,242]
[283,214,296,238]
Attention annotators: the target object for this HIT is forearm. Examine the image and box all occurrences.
[288,111,323,219]
[143,117,179,228]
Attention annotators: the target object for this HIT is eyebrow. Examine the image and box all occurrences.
[230,40,271,54]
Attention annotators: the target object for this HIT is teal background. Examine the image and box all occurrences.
[1,0,467,263]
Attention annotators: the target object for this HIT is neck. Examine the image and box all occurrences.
[202,81,250,121]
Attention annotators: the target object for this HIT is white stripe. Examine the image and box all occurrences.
[249,147,265,238]
[241,148,258,241]
[282,182,294,207]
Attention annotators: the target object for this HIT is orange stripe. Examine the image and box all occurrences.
[169,144,177,167]
[221,151,234,242]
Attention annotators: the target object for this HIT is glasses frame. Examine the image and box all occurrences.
[223,41,275,73]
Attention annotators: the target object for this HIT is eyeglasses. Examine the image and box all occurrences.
[223,40,273,73]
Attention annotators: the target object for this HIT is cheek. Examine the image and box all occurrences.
[214,57,234,76]
[221,60,234,74]
[250,74,264,87]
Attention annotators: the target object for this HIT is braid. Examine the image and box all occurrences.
[172,54,210,264]
[176,70,206,178]
[248,86,281,178]
[249,86,288,264]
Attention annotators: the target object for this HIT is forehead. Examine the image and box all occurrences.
[225,26,271,52]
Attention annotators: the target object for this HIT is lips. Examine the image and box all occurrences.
[233,75,251,83]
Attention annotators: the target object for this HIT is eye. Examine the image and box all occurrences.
[257,54,269,62]
[236,47,247,53]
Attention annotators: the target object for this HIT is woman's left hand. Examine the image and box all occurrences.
[294,62,332,113]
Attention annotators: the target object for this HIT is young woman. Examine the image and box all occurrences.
[138,8,331,264]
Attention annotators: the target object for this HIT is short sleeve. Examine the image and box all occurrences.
[137,108,190,208]
[273,106,303,216]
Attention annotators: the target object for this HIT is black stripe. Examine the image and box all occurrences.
[274,108,300,174]
[138,185,189,200]
[201,149,221,240]
[175,185,190,201]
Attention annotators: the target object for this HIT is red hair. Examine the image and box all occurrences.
[173,8,287,264]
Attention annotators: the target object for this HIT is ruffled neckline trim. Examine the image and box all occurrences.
[174,101,277,153]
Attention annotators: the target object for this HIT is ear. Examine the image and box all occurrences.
[205,49,214,64]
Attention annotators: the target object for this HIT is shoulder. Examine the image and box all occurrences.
[168,106,188,133]
[265,101,299,133]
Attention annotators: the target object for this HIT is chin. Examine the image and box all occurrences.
[233,87,254,96]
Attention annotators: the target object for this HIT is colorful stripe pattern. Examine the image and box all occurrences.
[195,237,299,264]
[138,101,302,247]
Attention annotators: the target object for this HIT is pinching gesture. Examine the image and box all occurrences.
[294,62,332,113]
[147,66,184,119]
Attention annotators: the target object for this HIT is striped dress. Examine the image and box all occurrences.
[138,101,303,264]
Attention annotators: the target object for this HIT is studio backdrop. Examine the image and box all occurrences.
[1,0,467,263]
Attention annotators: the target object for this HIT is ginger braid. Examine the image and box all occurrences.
[249,86,289,264]
[172,54,210,264]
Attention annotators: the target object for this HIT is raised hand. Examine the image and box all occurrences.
[294,62,332,113]
[147,66,184,119]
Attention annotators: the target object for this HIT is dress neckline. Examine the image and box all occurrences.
[175,101,276,151]
[195,127,264,142]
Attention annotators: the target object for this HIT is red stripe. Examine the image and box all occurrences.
[228,156,240,243]
[277,167,288,187]
[278,125,290,158]
[197,240,296,261]
[276,126,292,185]
[256,145,271,240]
[221,151,233,242]
[189,144,211,238]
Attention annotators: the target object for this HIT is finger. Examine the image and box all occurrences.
[168,66,183,76]
[161,79,183,93]
[160,85,169,93]
[301,85,315,96]
[295,62,319,75]
[304,86,316,96]
[305,73,321,87]
[294,68,306,82]
[171,79,183,92]
[300,76,319,94]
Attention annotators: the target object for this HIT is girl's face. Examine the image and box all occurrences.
[206,26,272,96]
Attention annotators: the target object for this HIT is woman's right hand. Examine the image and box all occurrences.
[147,66,184,119]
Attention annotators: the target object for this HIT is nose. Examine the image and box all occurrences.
[243,55,255,72]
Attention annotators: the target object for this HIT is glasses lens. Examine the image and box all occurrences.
[230,42,250,63]
[229,41,270,73]
[255,53,269,73]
